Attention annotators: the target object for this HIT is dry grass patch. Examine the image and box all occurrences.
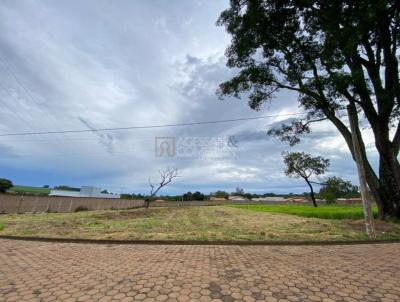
[0,206,399,241]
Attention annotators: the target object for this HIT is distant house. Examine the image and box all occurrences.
[210,197,228,201]
[49,186,120,199]
[285,197,307,203]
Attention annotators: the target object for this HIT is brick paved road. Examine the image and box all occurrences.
[0,239,399,302]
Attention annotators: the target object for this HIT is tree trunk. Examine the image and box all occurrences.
[378,153,400,219]
[353,118,385,218]
[348,104,376,238]
[373,117,400,219]
[305,179,317,207]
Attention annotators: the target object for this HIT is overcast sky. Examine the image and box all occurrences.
[0,0,378,195]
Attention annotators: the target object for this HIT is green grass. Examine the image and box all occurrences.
[10,185,50,195]
[0,223,4,231]
[227,204,379,220]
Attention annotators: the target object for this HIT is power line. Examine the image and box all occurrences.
[0,112,308,137]
[0,82,33,126]
[0,55,76,147]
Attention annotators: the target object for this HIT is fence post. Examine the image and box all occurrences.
[69,199,73,212]
[32,196,39,213]
[57,199,62,212]
[46,198,51,213]
[17,193,24,214]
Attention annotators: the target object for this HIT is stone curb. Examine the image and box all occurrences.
[1,235,400,246]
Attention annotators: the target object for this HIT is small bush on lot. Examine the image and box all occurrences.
[323,193,337,205]
[74,206,88,212]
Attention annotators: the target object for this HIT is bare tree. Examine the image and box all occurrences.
[146,167,178,209]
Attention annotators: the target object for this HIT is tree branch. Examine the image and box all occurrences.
[149,167,179,198]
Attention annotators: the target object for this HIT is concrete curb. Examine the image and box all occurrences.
[1,235,400,246]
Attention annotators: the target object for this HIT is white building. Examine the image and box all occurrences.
[49,186,120,199]
[251,197,286,202]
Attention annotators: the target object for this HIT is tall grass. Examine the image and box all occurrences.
[227,204,378,220]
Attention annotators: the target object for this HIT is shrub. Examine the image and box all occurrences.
[0,178,13,193]
[0,223,4,231]
[74,206,88,212]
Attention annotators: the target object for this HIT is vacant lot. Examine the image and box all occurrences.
[1,206,399,241]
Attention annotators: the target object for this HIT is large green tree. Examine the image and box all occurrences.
[217,0,400,219]
[0,178,13,193]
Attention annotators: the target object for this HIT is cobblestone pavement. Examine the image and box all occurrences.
[0,239,399,302]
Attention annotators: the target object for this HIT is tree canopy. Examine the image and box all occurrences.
[0,178,13,193]
[283,152,330,207]
[213,190,230,199]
